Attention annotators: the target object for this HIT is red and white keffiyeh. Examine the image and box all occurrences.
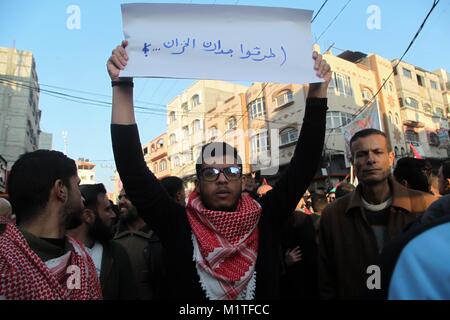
[186,191,262,300]
[0,218,102,300]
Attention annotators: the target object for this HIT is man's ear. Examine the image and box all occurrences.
[54,179,67,202]
[388,151,395,166]
[82,209,95,225]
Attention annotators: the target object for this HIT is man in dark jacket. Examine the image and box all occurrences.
[107,40,331,299]
[319,129,437,299]
[67,183,139,299]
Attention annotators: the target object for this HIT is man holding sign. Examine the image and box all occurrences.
[108,3,330,301]
[108,39,330,299]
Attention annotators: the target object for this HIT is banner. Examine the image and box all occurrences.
[120,3,321,84]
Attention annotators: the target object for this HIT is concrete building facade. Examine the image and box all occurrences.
[143,132,171,179]
[76,158,96,185]
[0,47,41,169]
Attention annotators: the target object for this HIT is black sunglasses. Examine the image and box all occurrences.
[200,166,242,182]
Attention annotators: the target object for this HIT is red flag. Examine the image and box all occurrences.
[409,143,423,159]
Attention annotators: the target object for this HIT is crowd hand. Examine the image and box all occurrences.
[285,246,302,267]
[308,51,332,98]
[107,40,132,82]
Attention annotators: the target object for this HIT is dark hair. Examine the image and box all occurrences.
[349,129,390,154]
[311,193,328,213]
[8,150,77,224]
[335,183,356,199]
[79,183,107,210]
[195,142,242,178]
[441,160,450,179]
[394,157,429,193]
[160,176,184,199]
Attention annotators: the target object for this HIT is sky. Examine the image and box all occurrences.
[0,0,449,193]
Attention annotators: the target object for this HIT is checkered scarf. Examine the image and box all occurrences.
[0,218,102,300]
[186,191,262,300]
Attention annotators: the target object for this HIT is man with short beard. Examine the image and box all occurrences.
[0,150,102,300]
[67,183,138,300]
[114,188,160,299]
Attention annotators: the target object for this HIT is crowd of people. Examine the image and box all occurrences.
[0,41,449,300]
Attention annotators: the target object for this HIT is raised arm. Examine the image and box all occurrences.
[108,41,183,242]
[261,52,331,222]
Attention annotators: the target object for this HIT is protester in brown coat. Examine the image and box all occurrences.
[319,129,437,299]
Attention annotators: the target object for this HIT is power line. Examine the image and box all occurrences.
[312,0,330,23]
[316,0,352,42]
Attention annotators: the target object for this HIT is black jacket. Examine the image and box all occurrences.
[111,98,327,299]
[100,240,139,300]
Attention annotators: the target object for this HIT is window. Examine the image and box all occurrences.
[160,160,167,171]
[428,132,440,146]
[416,74,424,87]
[173,156,181,168]
[181,102,189,113]
[275,90,293,107]
[405,97,419,109]
[389,81,394,92]
[394,146,399,157]
[403,68,412,78]
[227,117,237,130]
[362,89,372,102]
[191,95,200,107]
[334,73,353,96]
[328,76,335,91]
[251,131,269,154]
[143,147,148,155]
[169,111,176,123]
[326,111,353,131]
[436,107,444,118]
[182,126,189,139]
[405,129,419,143]
[388,112,393,123]
[423,103,432,114]
[157,139,164,148]
[193,119,201,133]
[170,133,177,145]
[430,80,439,90]
[280,127,298,146]
[248,98,265,119]
[395,113,400,126]
[401,147,405,157]
[209,126,218,140]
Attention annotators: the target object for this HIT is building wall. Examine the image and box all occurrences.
[393,60,448,158]
[0,47,41,169]
[76,159,96,185]
[143,132,171,179]
[38,131,53,150]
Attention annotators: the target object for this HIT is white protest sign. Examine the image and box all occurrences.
[120,3,321,84]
